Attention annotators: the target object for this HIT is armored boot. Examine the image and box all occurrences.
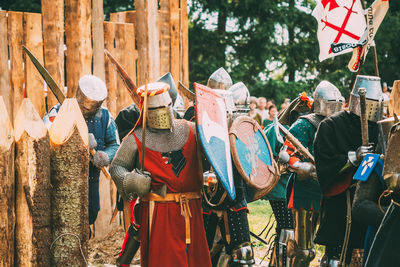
[116,223,140,267]
[230,242,255,266]
[278,228,295,267]
[290,210,316,267]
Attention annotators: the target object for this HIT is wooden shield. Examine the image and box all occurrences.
[229,116,278,197]
[195,83,236,200]
[383,122,400,191]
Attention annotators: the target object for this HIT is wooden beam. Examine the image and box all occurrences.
[49,99,89,266]
[8,11,24,120]
[14,98,51,266]
[24,12,46,118]
[41,0,65,110]
[92,0,105,82]
[65,0,92,98]
[104,22,117,117]
[159,0,170,76]
[0,11,12,119]
[135,0,160,85]
[169,0,180,83]
[181,0,189,87]
[115,22,136,112]
[0,96,15,267]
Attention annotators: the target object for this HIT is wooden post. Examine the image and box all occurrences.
[180,0,190,108]
[135,0,160,85]
[92,0,105,82]
[104,22,117,117]
[0,96,15,267]
[41,0,65,110]
[0,11,12,119]
[169,0,180,83]
[8,11,24,120]
[115,22,136,112]
[14,98,51,266]
[159,0,171,75]
[65,0,92,97]
[24,12,46,118]
[49,99,89,266]
[389,80,400,117]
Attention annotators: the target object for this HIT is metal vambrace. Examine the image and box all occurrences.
[110,134,138,202]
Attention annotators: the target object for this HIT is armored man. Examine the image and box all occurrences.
[110,82,211,267]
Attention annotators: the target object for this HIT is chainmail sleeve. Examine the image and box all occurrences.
[110,134,138,201]
[352,172,386,228]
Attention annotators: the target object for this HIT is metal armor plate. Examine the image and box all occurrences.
[195,83,236,200]
[229,116,278,200]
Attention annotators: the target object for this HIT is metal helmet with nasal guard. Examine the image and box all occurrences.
[313,81,344,117]
[349,75,384,122]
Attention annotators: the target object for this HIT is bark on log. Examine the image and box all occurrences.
[41,0,65,109]
[49,99,89,267]
[14,98,51,266]
[0,96,15,267]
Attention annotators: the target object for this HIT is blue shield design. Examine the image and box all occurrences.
[354,153,382,182]
[195,83,235,200]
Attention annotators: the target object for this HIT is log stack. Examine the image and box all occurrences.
[0,96,15,267]
[48,99,89,267]
[14,98,51,266]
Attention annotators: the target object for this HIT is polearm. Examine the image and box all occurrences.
[104,49,141,106]
[359,87,369,145]
[23,46,112,180]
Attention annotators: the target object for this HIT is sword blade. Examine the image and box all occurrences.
[104,49,141,106]
[23,46,66,104]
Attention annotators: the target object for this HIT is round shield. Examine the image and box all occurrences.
[229,116,278,197]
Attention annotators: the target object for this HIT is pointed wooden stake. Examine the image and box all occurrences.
[14,98,51,266]
[49,98,89,266]
[0,96,15,267]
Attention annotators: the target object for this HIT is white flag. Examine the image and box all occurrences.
[312,0,366,61]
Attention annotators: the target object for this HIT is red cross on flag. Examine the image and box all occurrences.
[312,0,366,61]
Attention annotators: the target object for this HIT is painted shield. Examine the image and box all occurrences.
[195,83,235,200]
[229,116,278,200]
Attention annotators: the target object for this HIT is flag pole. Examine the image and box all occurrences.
[361,0,380,77]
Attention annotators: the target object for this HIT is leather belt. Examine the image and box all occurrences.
[142,192,201,244]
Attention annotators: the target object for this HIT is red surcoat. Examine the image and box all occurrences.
[132,124,211,267]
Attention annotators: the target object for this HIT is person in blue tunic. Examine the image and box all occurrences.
[280,81,344,267]
[43,75,120,230]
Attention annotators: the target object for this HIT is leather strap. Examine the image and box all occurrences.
[142,192,201,244]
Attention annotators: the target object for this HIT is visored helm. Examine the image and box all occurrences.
[207,67,233,90]
[349,75,384,122]
[76,75,108,118]
[137,82,173,130]
[313,81,344,117]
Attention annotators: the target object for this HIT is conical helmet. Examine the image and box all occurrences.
[207,67,233,90]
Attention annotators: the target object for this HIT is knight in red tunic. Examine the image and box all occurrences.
[110,82,211,267]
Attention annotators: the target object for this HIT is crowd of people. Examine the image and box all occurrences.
[44,69,398,267]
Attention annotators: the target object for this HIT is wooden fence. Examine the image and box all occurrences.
[0,0,189,265]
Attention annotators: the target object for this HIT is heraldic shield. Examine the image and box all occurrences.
[194,83,236,200]
[229,116,279,201]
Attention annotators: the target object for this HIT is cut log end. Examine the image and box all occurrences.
[49,98,89,146]
[14,98,47,142]
[0,96,14,150]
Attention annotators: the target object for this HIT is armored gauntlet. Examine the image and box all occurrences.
[123,169,151,200]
